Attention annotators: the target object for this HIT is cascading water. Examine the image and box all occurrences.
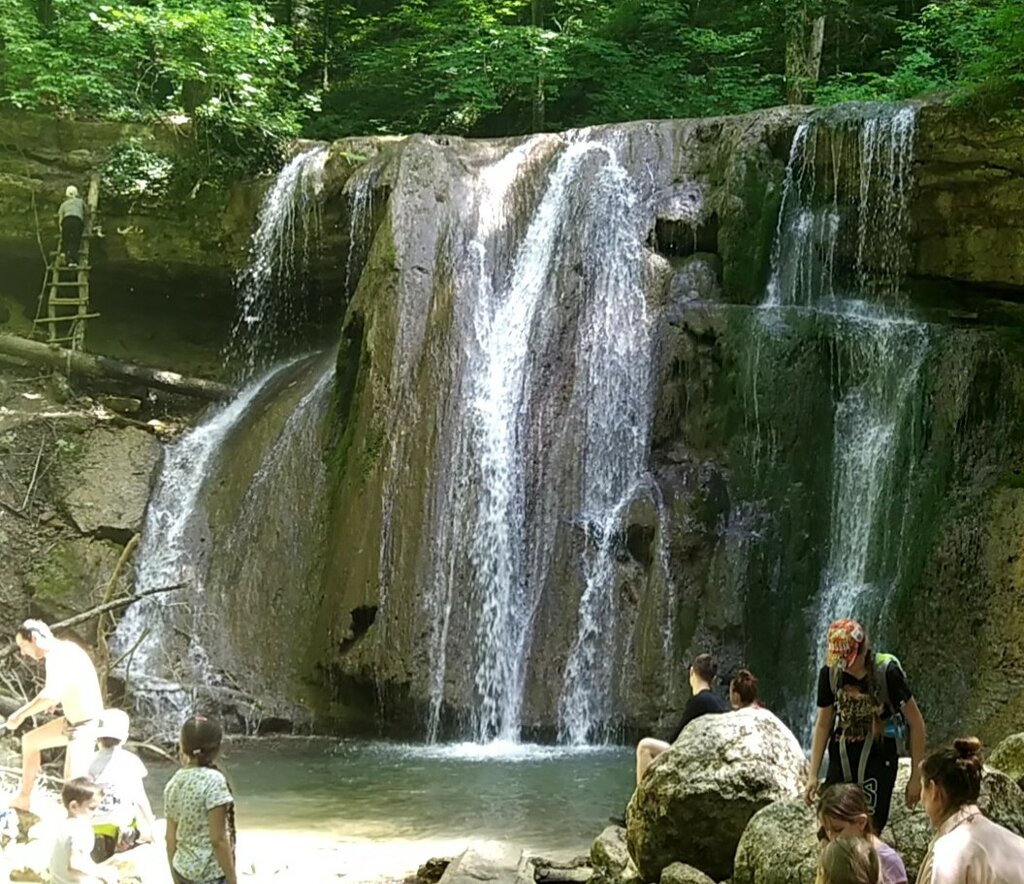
[406,138,655,744]
[226,145,329,375]
[113,144,343,733]
[110,363,296,731]
[557,143,653,745]
[756,103,928,735]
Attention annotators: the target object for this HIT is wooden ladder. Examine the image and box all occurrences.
[33,173,102,350]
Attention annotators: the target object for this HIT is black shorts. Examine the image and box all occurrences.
[825,736,899,833]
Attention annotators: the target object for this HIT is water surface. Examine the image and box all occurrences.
[145,738,634,881]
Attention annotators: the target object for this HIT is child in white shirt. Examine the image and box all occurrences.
[87,708,155,862]
[50,777,118,884]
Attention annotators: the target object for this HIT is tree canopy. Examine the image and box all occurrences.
[1,0,1021,170]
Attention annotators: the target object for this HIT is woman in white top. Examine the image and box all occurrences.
[917,737,1024,884]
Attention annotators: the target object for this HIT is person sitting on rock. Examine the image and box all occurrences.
[817,836,881,884]
[5,620,104,813]
[804,618,926,834]
[609,653,729,826]
[729,668,761,710]
[817,784,907,884]
[58,185,86,267]
[87,708,155,862]
[916,737,1024,883]
[635,653,729,783]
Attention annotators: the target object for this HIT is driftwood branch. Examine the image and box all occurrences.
[97,533,141,699]
[0,333,233,401]
[0,583,185,662]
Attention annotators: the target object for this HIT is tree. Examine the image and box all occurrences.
[784,1,827,104]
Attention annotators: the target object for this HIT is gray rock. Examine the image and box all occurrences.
[54,426,160,534]
[732,800,818,884]
[987,733,1024,785]
[668,255,722,307]
[627,708,807,882]
[591,826,638,884]
[438,847,522,884]
[660,862,716,884]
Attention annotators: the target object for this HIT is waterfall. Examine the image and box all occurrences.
[110,362,297,732]
[344,164,379,298]
[757,103,927,734]
[410,138,653,743]
[765,105,917,309]
[557,143,653,745]
[226,145,329,374]
[419,137,554,742]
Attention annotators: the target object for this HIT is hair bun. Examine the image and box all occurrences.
[954,737,983,760]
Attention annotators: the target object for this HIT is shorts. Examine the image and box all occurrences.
[825,736,899,832]
[63,718,98,743]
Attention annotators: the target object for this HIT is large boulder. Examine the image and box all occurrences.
[883,758,1024,879]
[626,708,807,882]
[660,862,716,884]
[987,733,1024,786]
[732,800,819,884]
[591,826,638,884]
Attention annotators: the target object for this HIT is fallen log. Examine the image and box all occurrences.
[0,333,233,401]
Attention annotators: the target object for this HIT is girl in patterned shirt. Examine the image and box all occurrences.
[163,716,237,884]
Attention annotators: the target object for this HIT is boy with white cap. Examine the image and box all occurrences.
[87,708,155,862]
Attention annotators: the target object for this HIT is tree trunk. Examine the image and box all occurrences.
[785,5,826,104]
[0,333,234,401]
[531,0,545,132]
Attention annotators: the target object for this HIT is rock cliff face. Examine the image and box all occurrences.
[301,102,1024,742]
[6,102,1024,743]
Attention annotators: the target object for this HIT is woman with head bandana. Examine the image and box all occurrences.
[802,618,927,834]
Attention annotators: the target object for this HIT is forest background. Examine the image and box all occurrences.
[1,0,1022,179]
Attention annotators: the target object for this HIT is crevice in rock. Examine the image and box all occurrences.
[651,213,719,259]
[625,523,655,570]
[336,604,378,656]
[91,525,136,546]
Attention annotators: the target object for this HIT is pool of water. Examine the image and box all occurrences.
[144,738,634,881]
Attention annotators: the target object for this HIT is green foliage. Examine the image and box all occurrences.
[2,0,1023,153]
[101,139,175,208]
[816,0,1024,113]
[0,0,300,175]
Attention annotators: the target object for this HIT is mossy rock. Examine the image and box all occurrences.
[988,733,1024,785]
[25,537,126,628]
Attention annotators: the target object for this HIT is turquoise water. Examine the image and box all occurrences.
[145,737,634,875]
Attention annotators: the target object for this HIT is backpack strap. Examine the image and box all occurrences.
[873,652,900,713]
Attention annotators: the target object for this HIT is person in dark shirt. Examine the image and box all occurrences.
[636,652,729,783]
[609,653,729,826]
[803,618,927,834]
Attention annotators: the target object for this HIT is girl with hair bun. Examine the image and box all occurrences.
[729,669,760,710]
[917,737,1024,883]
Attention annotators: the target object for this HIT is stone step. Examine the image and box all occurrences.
[439,847,525,884]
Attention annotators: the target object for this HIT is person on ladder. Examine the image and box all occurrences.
[58,184,86,267]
